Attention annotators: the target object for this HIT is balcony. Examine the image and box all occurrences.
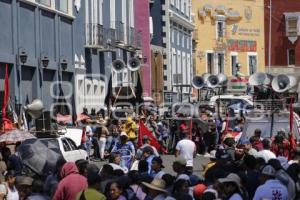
[126,26,135,48]
[115,21,125,44]
[85,23,105,48]
[135,31,142,49]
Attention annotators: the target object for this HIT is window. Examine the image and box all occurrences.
[248,55,257,75]
[59,0,68,13]
[286,17,298,37]
[184,1,187,14]
[231,55,237,76]
[288,49,295,65]
[182,34,185,48]
[217,21,225,41]
[177,31,180,45]
[207,52,214,74]
[186,35,190,49]
[62,138,71,151]
[39,0,51,6]
[179,0,182,11]
[66,138,78,150]
[172,29,175,43]
[217,53,224,73]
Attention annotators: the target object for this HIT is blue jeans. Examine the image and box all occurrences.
[105,136,113,151]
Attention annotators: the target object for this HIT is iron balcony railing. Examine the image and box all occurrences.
[85,23,105,48]
[135,30,142,49]
[127,27,135,47]
[115,21,125,43]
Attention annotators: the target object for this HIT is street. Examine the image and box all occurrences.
[91,154,210,176]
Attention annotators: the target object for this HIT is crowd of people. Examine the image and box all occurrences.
[0,107,300,200]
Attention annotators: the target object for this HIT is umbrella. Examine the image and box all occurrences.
[0,129,36,143]
[17,138,62,176]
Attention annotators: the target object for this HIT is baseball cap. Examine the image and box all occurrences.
[152,157,165,168]
[261,165,276,176]
[173,156,187,166]
[193,184,207,197]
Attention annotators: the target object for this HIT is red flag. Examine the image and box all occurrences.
[1,64,14,131]
[290,97,294,133]
[2,64,9,120]
[138,121,166,153]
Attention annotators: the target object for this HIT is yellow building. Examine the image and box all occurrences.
[192,0,265,81]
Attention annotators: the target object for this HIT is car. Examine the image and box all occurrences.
[39,136,88,162]
[209,94,254,115]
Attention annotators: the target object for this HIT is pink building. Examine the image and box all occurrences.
[135,0,152,97]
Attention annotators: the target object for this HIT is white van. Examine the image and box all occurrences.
[209,95,253,115]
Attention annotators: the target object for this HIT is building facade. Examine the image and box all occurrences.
[151,0,194,104]
[0,0,142,123]
[192,0,265,81]
[0,0,78,117]
[265,0,300,75]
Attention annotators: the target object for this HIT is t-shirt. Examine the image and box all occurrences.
[256,149,276,162]
[76,188,106,200]
[0,183,19,200]
[176,139,196,167]
[253,179,288,200]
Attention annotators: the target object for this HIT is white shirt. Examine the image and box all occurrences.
[0,184,19,200]
[256,149,276,162]
[176,139,196,167]
[253,179,288,200]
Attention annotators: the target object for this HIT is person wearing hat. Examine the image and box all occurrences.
[151,157,166,179]
[76,164,106,200]
[16,176,34,200]
[124,117,137,142]
[111,132,135,169]
[136,136,159,160]
[217,173,245,200]
[202,150,217,177]
[142,178,167,200]
[193,184,207,200]
[172,156,189,179]
[253,165,288,200]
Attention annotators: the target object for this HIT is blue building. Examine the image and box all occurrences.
[0,0,142,123]
[150,0,194,103]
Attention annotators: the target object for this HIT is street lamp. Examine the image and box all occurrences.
[17,48,28,114]
[60,56,68,70]
[41,55,49,68]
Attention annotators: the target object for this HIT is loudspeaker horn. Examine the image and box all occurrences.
[217,73,228,85]
[206,74,219,88]
[249,72,272,86]
[112,59,126,71]
[272,74,298,93]
[128,57,141,71]
[192,76,205,89]
[24,99,44,119]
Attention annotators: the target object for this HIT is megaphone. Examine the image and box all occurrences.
[112,59,126,71]
[217,73,228,85]
[272,74,298,93]
[192,76,205,89]
[249,72,272,86]
[24,99,44,119]
[128,57,141,71]
[206,74,219,88]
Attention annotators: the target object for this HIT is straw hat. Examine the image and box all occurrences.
[142,178,167,193]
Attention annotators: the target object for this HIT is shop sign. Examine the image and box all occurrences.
[227,39,257,52]
[228,77,248,91]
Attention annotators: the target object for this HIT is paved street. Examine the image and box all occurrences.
[92,154,210,176]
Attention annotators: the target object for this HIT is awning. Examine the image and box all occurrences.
[227,10,242,21]
[215,5,228,15]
